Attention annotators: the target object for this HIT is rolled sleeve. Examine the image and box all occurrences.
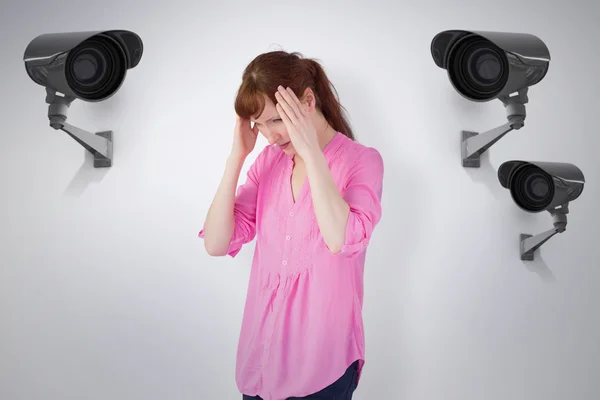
[337,147,384,257]
[198,149,266,258]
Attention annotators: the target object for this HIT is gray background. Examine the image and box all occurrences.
[1,0,599,399]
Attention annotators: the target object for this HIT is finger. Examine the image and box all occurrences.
[275,93,299,126]
[277,86,303,121]
[285,87,310,120]
[276,103,294,130]
[285,86,306,112]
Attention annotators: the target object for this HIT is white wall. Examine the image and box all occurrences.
[1,1,599,399]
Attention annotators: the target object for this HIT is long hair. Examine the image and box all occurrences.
[234,50,355,140]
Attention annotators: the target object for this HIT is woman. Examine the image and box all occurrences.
[199,50,384,400]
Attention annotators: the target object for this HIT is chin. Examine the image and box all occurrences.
[279,142,295,153]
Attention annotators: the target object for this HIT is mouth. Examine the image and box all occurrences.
[279,141,291,149]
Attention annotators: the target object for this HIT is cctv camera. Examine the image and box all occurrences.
[497,160,585,260]
[24,29,143,101]
[430,30,551,167]
[431,30,550,102]
[498,161,585,212]
[23,30,143,167]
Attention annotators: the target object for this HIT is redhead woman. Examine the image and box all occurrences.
[199,50,384,400]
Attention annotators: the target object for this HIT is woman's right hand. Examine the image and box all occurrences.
[231,114,259,159]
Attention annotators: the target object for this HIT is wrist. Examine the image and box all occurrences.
[225,154,246,174]
[228,152,247,165]
[303,147,325,167]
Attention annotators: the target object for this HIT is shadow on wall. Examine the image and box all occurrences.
[523,254,555,282]
[445,86,508,201]
[61,83,139,197]
[63,150,111,197]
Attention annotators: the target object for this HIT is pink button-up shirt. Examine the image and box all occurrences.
[198,132,384,400]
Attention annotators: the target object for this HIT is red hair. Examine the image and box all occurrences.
[234,50,355,140]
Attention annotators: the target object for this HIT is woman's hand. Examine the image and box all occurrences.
[275,86,320,159]
[231,114,259,159]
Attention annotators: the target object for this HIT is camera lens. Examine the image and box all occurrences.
[510,164,555,212]
[449,34,509,101]
[66,35,126,101]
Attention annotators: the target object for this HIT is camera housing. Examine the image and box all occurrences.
[24,29,143,102]
[430,30,551,167]
[497,161,585,213]
[431,30,550,102]
[23,30,143,167]
[497,160,585,260]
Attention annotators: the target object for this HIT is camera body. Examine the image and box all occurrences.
[431,30,550,102]
[23,30,143,102]
[497,161,585,213]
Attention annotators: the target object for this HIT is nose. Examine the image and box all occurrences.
[267,133,281,145]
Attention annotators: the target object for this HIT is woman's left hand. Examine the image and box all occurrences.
[275,85,320,159]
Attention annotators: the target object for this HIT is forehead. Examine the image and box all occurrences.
[252,98,279,123]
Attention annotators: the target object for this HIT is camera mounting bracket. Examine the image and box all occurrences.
[520,203,569,261]
[461,87,529,168]
[45,87,113,168]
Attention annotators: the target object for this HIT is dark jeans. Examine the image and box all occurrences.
[242,360,359,399]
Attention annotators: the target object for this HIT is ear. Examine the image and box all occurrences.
[300,88,316,112]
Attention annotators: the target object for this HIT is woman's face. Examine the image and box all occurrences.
[251,95,295,154]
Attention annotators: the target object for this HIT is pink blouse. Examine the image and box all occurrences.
[198,132,384,400]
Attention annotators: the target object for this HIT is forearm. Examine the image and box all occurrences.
[304,150,350,253]
[203,153,246,255]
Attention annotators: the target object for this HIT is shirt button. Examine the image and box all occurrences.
[286,235,291,240]
[282,260,287,265]
[289,212,294,216]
